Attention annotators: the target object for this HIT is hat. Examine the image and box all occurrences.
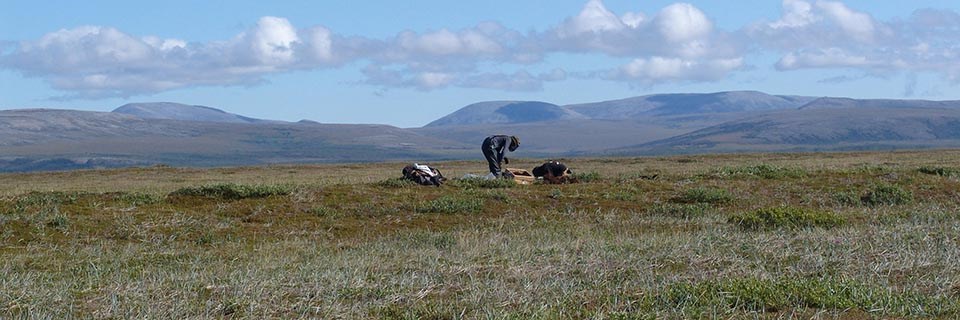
[508,136,520,151]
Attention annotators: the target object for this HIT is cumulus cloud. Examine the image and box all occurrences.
[749,0,960,84]
[542,0,738,59]
[656,3,712,43]
[0,17,351,98]
[611,56,744,83]
[4,0,957,98]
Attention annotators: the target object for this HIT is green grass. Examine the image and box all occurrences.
[671,187,734,204]
[918,166,960,178]
[2,150,960,318]
[709,163,807,179]
[376,177,417,188]
[861,184,913,206]
[729,206,845,230]
[169,183,293,200]
[415,196,484,214]
[571,171,602,183]
[448,177,516,189]
[643,277,957,317]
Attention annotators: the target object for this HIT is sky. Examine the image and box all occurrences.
[2,0,960,127]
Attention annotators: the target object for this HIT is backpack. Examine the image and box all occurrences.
[402,163,446,186]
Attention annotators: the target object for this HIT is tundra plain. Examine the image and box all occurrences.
[2,150,960,318]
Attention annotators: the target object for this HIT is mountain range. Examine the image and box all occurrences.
[3,91,960,172]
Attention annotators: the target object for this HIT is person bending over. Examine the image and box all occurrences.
[481,135,519,177]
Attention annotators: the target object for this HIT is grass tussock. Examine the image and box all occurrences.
[861,184,913,206]
[710,163,807,179]
[918,166,960,178]
[169,183,293,200]
[730,206,845,230]
[448,177,516,189]
[571,171,602,183]
[376,177,417,188]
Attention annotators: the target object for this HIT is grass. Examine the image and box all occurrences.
[2,150,960,318]
[918,166,960,178]
[729,206,845,230]
[415,196,484,214]
[861,184,913,206]
[671,187,734,204]
[169,183,293,200]
[708,163,807,179]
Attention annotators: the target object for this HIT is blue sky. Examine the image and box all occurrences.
[3,1,960,127]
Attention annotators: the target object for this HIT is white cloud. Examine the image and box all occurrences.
[245,16,300,65]
[614,56,744,83]
[302,26,334,63]
[5,0,957,98]
[656,3,712,43]
[775,48,878,70]
[815,1,876,43]
[769,0,817,29]
[558,0,626,36]
[750,1,960,83]
[620,12,646,29]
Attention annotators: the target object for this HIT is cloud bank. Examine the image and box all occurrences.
[1,0,959,98]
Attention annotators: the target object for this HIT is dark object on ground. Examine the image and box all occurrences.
[482,135,520,177]
[402,164,446,187]
[532,161,576,184]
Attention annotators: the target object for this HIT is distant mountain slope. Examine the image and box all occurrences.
[113,102,279,124]
[0,108,472,172]
[798,97,960,110]
[616,107,960,155]
[565,91,816,119]
[425,101,587,127]
[414,119,694,154]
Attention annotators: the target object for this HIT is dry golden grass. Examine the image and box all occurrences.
[2,149,960,318]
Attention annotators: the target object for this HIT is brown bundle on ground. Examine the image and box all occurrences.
[532,161,576,184]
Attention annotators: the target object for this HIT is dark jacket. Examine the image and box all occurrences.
[482,135,512,165]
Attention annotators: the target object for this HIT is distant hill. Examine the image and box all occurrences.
[425,101,587,127]
[797,97,960,110]
[5,91,960,172]
[617,107,960,155]
[0,108,472,172]
[113,102,279,124]
[565,91,816,119]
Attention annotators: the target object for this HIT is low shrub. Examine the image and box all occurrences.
[377,177,416,188]
[449,177,516,189]
[415,196,484,214]
[918,166,960,178]
[672,187,733,204]
[730,206,845,230]
[830,191,861,207]
[571,171,602,183]
[711,164,807,179]
[861,184,913,206]
[169,183,293,200]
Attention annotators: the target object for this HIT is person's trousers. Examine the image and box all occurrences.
[481,138,500,176]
